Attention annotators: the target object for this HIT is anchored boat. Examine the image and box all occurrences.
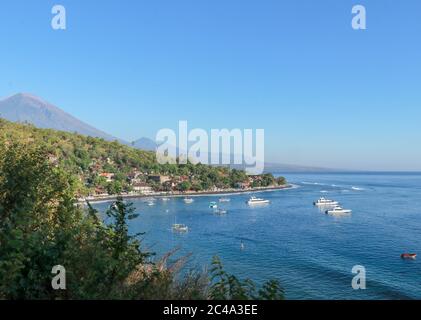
[172,223,189,233]
[313,197,338,206]
[209,201,218,209]
[184,198,194,204]
[247,196,270,205]
[214,209,227,215]
[325,206,352,215]
[401,253,416,260]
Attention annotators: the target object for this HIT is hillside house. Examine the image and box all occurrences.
[148,175,171,184]
[132,182,153,194]
[99,172,115,182]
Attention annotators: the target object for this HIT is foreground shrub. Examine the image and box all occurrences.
[0,141,283,300]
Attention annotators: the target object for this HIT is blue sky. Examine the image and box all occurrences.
[1,0,420,170]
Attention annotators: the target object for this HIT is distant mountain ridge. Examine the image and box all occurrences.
[131,137,157,151]
[262,162,340,173]
[0,93,121,142]
[0,92,337,172]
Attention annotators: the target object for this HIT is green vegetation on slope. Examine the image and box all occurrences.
[0,118,286,197]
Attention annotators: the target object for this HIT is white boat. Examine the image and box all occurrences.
[209,201,218,209]
[147,201,155,206]
[325,206,352,215]
[219,198,231,202]
[172,223,189,232]
[215,209,227,215]
[184,198,194,204]
[313,197,338,206]
[247,196,270,205]
[161,197,170,201]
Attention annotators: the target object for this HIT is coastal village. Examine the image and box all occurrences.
[83,162,287,201]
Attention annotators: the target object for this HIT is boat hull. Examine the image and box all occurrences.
[401,253,416,260]
[247,200,270,205]
[325,210,352,215]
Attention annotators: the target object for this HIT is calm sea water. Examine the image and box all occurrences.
[94,173,421,300]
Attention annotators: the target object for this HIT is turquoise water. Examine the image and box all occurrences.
[94,173,421,299]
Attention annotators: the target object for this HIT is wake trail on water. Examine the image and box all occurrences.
[300,181,367,193]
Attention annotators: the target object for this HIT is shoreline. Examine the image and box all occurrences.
[78,184,297,204]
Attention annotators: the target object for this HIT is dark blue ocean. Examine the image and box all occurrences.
[94,173,421,299]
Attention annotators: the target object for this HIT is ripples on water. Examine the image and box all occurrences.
[94,173,421,299]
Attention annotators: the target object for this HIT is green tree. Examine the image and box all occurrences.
[107,180,123,194]
[177,181,192,192]
[261,173,275,187]
[191,183,203,192]
[276,176,287,185]
[0,141,80,299]
[209,256,284,300]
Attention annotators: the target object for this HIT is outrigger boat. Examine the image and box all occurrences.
[214,209,227,215]
[209,201,218,209]
[401,253,416,260]
[172,223,189,233]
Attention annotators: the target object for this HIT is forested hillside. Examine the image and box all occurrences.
[0,118,286,197]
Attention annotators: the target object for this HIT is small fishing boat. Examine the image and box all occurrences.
[209,201,218,209]
[172,223,189,233]
[214,209,227,215]
[247,196,270,205]
[401,253,416,260]
[161,197,170,201]
[184,198,194,204]
[219,198,231,202]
